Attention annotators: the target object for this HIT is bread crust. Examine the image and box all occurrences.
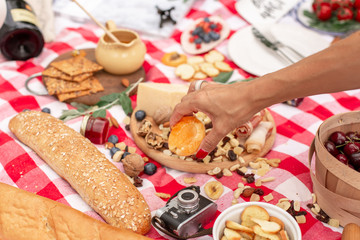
[8,111,151,235]
[0,183,152,240]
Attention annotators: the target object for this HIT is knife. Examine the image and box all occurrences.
[251,27,304,64]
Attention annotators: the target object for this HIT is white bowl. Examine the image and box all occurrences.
[212,202,302,240]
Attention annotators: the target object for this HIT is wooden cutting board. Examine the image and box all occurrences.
[45,48,146,105]
[130,108,276,174]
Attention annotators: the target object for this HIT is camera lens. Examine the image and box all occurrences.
[181,192,195,200]
[177,189,199,214]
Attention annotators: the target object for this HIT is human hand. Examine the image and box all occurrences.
[170,80,262,159]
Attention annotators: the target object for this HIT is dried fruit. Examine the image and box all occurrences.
[134,176,143,187]
[156,192,171,199]
[254,188,264,196]
[204,181,224,200]
[184,177,197,184]
[168,116,205,156]
[227,149,237,161]
[161,52,187,67]
[241,187,255,198]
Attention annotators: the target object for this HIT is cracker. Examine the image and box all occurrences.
[56,90,92,102]
[43,76,92,95]
[56,77,104,102]
[42,67,93,82]
[175,63,195,80]
[50,56,103,76]
[204,50,225,63]
[214,61,232,72]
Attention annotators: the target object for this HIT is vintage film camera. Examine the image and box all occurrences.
[153,186,217,238]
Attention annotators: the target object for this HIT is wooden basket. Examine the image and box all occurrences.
[309,111,360,226]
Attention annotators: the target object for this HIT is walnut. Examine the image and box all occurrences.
[137,119,152,137]
[153,106,172,125]
[122,153,144,177]
[145,131,165,149]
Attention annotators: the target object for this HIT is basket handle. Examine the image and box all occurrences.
[308,139,360,226]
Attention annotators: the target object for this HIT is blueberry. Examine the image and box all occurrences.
[22,109,30,112]
[108,135,118,144]
[203,17,210,22]
[41,107,51,114]
[192,26,203,36]
[121,151,131,160]
[202,34,211,43]
[110,147,120,158]
[144,163,157,175]
[198,31,205,38]
[135,110,146,121]
[194,38,202,44]
[210,23,217,29]
[209,31,220,41]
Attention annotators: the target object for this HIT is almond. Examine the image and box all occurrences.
[121,78,130,87]
[109,116,119,128]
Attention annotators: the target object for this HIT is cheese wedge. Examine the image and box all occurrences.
[136,83,189,117]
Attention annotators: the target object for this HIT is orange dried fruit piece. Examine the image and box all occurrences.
[161,52,187,67]
[168,116,205,156]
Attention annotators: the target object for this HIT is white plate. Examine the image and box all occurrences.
[228,23,330,76]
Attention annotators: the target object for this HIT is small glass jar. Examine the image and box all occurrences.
[80,115,110,144]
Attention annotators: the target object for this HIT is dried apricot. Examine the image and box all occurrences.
[168,116,205,156]
[161,52,187,67]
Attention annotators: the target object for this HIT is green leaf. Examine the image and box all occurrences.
[100,93,121,103]
[118,92,133,115]
[70,102,90,112]
[92,109,107,118]
[59,109,81,120]
[212,71,234,83]
[227,77,257,84]
[96,100,110,108]
[62,115,80,122]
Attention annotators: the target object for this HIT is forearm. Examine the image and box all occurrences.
[248,31,360,110]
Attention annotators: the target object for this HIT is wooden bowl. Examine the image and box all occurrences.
[309,111,360,226]
[130,109,276,174]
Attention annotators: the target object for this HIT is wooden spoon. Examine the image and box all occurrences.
[71,0,120,44]
[342,223,360,240]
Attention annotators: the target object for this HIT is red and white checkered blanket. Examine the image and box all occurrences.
[1,0,356,239]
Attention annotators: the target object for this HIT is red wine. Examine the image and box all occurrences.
[0,0,44,60]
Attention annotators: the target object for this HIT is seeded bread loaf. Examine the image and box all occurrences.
[0,182,152,240]
[8,111,151,235]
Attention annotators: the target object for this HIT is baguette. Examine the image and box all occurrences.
[0,182,152,240]
[8,111,151,235]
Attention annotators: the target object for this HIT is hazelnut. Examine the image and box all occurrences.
[122,153,145,177]
[153,106,172,125]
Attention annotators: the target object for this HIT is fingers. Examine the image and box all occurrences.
[195,128,225,159]
[187,80,209,94]
[170,96,198,127]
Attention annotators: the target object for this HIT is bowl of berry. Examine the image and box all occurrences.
[180,16,230,55]
[309,111,360,226]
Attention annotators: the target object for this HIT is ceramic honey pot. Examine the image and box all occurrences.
[95,20,146,75]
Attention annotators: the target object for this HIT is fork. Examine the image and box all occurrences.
[261,27,305,63]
